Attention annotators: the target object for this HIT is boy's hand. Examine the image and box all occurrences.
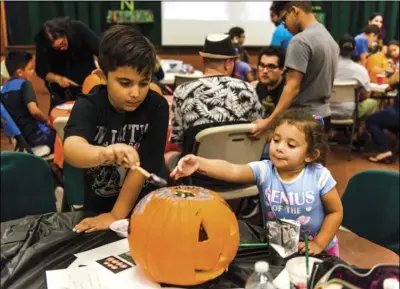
[73,213,116,233]
[298,241,324,256]
[170,154,199,180]
[99,144,140,169]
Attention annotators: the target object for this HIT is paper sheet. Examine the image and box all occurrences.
[73,239,129,265]
[46,266,110,289]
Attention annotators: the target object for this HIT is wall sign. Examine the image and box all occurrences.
[107,1,154,24]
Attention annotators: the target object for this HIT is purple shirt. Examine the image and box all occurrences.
[234,61,252,80]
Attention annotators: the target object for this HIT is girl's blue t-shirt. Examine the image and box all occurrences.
[249,160,338,249]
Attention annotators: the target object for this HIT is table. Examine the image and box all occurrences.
[1,212,345,289]
[370,83,397,96]
[160,70,204,86]
[48,101,75,168]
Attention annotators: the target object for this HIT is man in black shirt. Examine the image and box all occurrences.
[255,46,286,117]
[64,25,169,233]
[34,18,100,111]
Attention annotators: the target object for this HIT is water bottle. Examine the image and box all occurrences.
[245,261,276,289]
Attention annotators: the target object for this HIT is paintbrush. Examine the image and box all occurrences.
[123,157,168,187]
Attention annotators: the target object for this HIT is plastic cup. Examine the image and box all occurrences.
[285,257,322,288]
[376,74,385,85]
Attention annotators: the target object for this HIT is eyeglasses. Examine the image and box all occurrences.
[280,7,293,24]
[258,63,279,71]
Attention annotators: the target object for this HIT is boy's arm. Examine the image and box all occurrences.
[21,81,47,122]
[63,136,106,168]
[111,170,146,220]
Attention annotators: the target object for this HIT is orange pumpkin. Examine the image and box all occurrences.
[128,186,240,286]
[366,52,391,83]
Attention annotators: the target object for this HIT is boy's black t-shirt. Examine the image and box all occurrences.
[0,78,41,139]
[64,85,169,213]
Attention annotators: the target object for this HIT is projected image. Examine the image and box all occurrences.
[161,1,274,46]
[163,2,229,21]
[163,2,272,22]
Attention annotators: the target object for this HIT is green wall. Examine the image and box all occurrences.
[5,1,399,47]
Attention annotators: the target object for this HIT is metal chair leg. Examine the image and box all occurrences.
[348,123,355,161]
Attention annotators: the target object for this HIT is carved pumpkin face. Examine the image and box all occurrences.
[128,186,240,286]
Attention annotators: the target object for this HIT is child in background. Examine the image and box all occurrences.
[171,110,343,256]
[64,25,169,233]
[1,51,55,151]
[387,40,399,73]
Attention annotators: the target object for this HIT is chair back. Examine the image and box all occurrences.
[1,151,56,221]
[195,123,265,164]
[82,74,102,95]
[1,59,10,80]
[331,81,358,104]
[174,75,201,88]
[0,102,21,137]
[341,169,400,253]
[63,162,85,206]
[53,116,69,141]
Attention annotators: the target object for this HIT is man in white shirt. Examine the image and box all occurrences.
[332,34,378,120]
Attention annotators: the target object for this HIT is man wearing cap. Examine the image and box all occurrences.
[332,34,378,121]
[166,33,263,189]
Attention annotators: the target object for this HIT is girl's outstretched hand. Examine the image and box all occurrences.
[170,154,199,180]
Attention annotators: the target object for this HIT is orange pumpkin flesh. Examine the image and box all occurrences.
[128,186,240,286]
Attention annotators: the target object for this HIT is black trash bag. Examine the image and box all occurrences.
[1,212,122,289]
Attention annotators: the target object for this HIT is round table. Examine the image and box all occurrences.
[48,101,75,168]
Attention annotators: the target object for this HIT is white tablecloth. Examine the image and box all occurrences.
[370,83,397,97]
[160,70,204,86]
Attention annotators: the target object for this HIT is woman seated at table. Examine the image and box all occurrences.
[34,17,99,112]
[366,76,399,164]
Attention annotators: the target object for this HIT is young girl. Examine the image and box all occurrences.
[171,110,343,256]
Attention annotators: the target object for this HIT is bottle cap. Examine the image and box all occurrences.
[255,261,269,273]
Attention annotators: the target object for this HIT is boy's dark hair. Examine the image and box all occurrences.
[5,50,33,76]
[388,40,399,47]
[228,27,245,39]
[270,109,329,165]
[98,25,156,77]
[271,1,313,14]
[258,46,286,68]
[43,17,72,44]
[362,24,380,35]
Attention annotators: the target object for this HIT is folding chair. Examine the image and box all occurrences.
[341,169,399,254]
[174,74,201,88]
[52,116,84,210]
[0,103,53,160]
[330,80,359,160]
[1,151,57,221]
[187,124,266,217]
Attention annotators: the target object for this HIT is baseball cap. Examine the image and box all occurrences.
[339,34,355,51]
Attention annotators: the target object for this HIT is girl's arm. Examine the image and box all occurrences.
[302,187,343,254]
[171,155,255,184]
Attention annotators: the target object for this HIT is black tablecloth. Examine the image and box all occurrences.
[1,212,345,289]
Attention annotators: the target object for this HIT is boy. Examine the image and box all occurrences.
[1,51,55,151]
[64,25,169,233]
[354,24,380,66]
